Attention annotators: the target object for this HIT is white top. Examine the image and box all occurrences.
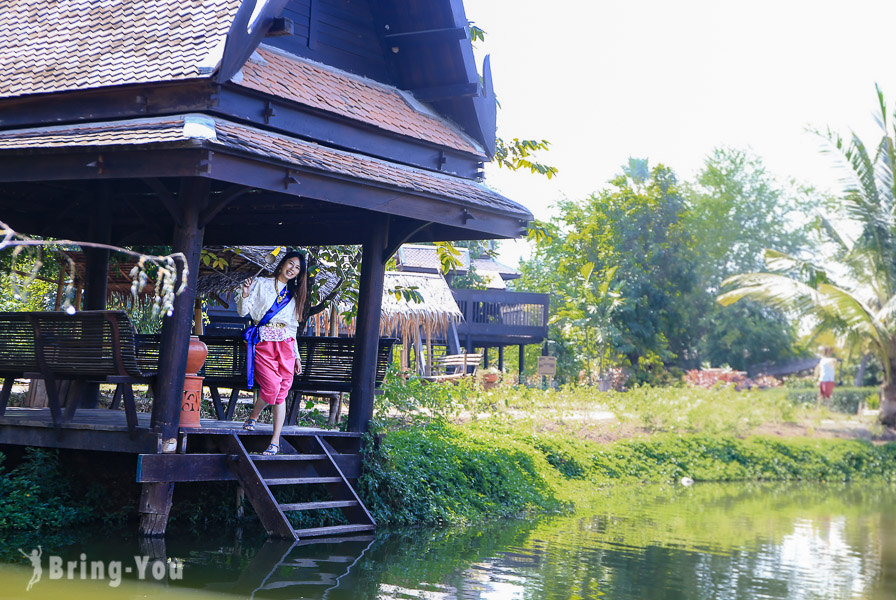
[236,277,301,358]
[818,357,836,382]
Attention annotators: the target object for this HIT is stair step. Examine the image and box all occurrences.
[251,453,328,461]
[294,524,376,538]
[280,500,359,512]
[265,476,343,486]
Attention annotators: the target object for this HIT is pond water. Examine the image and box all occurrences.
[1,481,894,599]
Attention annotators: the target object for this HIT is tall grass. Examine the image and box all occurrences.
[377,374,810,437]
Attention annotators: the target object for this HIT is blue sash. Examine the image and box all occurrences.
[242,289,292,388]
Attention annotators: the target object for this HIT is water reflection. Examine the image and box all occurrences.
[1,481,894,600]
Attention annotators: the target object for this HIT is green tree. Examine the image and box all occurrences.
[522,163,701,384]
[719,85,896,425]
[684,148,818,369]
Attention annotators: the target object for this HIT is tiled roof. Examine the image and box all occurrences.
[236,46,483,157]
[472,257,520,279]
[396,245,470,274]
[0,0,239,98]
[0,114,531,219]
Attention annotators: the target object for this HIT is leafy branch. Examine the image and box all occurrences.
[494,138,558,179]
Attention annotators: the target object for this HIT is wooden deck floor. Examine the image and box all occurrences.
[0,407,359,453]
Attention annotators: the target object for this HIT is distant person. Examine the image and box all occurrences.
[238,251,308,456]
[816,347,837,405]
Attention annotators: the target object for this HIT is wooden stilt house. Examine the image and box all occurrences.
[0,0,532,540]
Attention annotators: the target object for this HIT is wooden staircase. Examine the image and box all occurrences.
[220,434,376,540]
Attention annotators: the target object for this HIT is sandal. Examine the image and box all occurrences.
[243,418,257,431]
[262,443,280,456]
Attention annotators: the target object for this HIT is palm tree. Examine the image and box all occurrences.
[718,85,896,425]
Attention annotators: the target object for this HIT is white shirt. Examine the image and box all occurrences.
[236,278,301,358]
[818,357,836,382]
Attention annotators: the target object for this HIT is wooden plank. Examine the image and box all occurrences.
[0,423,160,453]
[265,476,343,485]
[280,500,358,511]
[294,524,375,538]
[136,452,361,482]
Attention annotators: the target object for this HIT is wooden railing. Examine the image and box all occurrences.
[451,289,550,344]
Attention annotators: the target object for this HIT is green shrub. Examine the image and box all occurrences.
[359,422,568,526]
[785,386,878,414]
[0,449,96,530]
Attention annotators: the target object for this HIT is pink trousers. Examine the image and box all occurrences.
[254,339,295,405]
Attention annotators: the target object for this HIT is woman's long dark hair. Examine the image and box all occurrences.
[272,250,308,319]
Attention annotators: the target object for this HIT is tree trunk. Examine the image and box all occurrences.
[854,353,870,387]
[880,378,896,426]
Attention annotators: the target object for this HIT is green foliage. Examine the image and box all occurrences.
[699,299,807,371]
[376,367,479,426]
[785,386,879,414]
[521,162,701,384]
[359,422,569,526]
[494,138,558,179]
[358,417,896,527]
[0,449,96,530]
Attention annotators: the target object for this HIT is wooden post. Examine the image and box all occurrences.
[498,346,504,372]
[519,344,525,384]
[193,298,204,335]
[151,178,208,445]
[138,482,175,537]
[81,185,112,408]
[347,215,387,433]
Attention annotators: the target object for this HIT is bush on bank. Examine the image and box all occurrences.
[360,420,896,526]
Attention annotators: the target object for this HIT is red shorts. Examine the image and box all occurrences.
[254,339,295,405]
[819,381,835,399]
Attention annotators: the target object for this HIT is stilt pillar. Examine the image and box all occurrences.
[138,482,175,537]
[80,184,112,408]
[347,215,387,433]
[151,178,208,445]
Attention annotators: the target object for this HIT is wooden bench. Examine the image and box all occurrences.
[135,334,396,423]
[424,352,483,382]
[0,311,153,434]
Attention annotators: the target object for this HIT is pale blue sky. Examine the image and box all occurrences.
[463,0,896,266]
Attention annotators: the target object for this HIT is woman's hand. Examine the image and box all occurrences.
[294,357,303,375]
[241,277,255,298]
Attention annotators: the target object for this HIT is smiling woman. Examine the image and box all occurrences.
[237,250,309,456]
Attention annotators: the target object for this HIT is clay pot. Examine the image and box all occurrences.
[180,336,208,428]
[185,336,208,375]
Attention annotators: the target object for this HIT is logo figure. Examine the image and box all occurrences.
[18,546,42,591]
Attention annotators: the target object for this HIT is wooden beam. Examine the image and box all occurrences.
[141,178,183,227]
[383,220,433,261]
[136,452,361,481]
[199,184,249,228]
[383,27,467,45]
[347,215,388,433]
[217,0,291,83]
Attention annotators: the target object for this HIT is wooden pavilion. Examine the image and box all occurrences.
[0,0,532,539]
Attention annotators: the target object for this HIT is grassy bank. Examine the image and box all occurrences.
[358,418,896,527]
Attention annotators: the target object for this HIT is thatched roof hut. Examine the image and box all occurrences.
[380,272,462,374]
[381,272,462,339]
